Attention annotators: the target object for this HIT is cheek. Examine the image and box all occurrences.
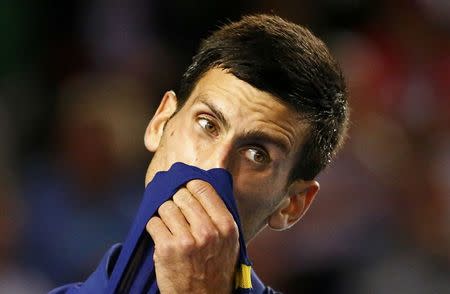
[233,161,284,202]
[232,163,288,220]
[161,118,205,166]
[233,171,279,218]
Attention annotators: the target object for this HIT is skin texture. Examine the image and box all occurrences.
[144,68,320,293]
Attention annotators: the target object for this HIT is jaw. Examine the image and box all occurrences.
[243,221,269,246]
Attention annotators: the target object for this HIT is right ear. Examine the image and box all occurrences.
[144,90,178,152]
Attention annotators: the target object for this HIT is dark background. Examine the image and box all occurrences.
[0,1,449,293]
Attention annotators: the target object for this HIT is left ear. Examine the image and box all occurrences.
[268,180,320,231]
[144,90,178,152]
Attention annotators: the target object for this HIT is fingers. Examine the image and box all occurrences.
[186,180,229,214]
[173,188,220,247]
[157,200,190,236]
[186,180,238,238]
[145,179,240,293]
[147,179,239,251]
[146,216,171,243]
[147,215,197,261]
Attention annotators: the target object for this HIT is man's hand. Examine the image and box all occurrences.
[146,179,239,294]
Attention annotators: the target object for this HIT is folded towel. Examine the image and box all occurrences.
[106,162,253,294]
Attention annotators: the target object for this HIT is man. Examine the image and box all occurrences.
[51,14,348,293]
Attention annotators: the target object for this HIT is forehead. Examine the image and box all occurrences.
[182,68,308,154]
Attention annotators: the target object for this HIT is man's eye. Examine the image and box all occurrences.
[244,148,269,164]
[197,117,219,136]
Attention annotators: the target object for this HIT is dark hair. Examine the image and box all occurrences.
[178,14,349,181]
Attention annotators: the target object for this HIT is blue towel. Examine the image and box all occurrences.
[106,162,253,293]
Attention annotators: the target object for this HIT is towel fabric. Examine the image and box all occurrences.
[48,162,266,293]
[106,162,253,293]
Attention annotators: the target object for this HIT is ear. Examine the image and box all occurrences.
[144,91,178,152]
[268,180,320,231]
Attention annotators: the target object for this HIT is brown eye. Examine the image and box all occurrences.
[244,148,269,164]
[198,117,218,136]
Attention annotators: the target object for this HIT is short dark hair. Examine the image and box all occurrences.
[178,14,349,181]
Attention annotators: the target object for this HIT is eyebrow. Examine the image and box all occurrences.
[197,97,231,130]
[195,95,291,155]
[241,129,291,155]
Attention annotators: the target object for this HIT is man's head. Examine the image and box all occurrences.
[144,14,348,242]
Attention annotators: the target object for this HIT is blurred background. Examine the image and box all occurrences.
[0,0,449,293]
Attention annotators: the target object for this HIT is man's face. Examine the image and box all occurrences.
[144,68,313,242]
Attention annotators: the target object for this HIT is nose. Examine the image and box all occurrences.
[199,141,234,171]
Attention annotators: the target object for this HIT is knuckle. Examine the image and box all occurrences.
[220,219,239,238]
[156,241,173,257]
[197,227,219,246]
[178,236,195,252]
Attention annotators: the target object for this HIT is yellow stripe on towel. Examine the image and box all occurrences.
[235,264,252,289]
